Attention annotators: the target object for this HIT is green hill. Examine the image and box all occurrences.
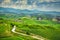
[0,13,60,40]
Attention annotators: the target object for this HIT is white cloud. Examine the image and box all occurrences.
[0,0,60,12]
[3,0,11,4]
[38,0,57,2]
[45,0,55,2]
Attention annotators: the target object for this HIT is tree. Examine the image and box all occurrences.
[26,32,30,35]
[0,18,3,20]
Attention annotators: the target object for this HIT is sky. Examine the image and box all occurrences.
[0,0,60,12]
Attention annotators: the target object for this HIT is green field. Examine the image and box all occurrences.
[0,13,60,40]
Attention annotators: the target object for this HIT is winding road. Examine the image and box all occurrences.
[11,25,47,40]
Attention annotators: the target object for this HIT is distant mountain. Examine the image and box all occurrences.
[0,7,60,15]
[0,7,60,19]
[0,7,40,13]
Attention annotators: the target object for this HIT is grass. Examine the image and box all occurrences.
[0,33,37,40]
[14,17,60,40]
[0,19,38,40]
[0,17,60,40]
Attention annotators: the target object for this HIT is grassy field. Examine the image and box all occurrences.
[0,16,60,40]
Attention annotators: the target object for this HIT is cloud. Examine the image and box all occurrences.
[38,0,60,2]
[0,0,60,12]
[0,0,4,3]
[3,0,11,3]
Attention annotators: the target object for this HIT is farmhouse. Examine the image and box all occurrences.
[37,16,42,20]
[52,16,60,22]
[56,16,60,22]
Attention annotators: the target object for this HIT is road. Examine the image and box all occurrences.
[11,25,48,40]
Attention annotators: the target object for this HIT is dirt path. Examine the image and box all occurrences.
[11,25,48,40]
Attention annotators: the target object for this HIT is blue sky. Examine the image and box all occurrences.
[0,0,60,12]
